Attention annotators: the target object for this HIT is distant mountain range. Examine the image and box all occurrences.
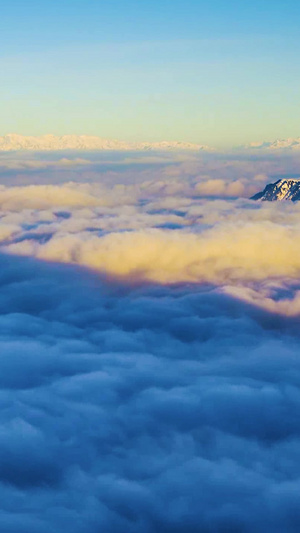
[251,179,300,201]
[2,133,300,153]
[0,134,212,152]
[243,138,300,151]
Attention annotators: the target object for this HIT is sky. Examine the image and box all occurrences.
[2,3,300,531]
[1,0,300,147]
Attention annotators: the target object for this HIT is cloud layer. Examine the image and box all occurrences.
[0,252,300,532]
[1,182,300,299]
[0,160,300,531]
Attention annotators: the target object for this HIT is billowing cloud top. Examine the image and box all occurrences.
[0,180,300,308]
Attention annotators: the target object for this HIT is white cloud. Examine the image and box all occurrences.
[0,182,299,317]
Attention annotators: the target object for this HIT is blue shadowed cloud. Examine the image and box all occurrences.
[0,252,299,531]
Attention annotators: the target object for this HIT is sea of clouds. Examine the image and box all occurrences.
[1,149,300,532]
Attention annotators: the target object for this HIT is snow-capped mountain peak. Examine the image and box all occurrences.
[251,178,300,201]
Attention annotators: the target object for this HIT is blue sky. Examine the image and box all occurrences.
[1,0,300,147]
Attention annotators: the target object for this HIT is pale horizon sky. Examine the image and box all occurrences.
[1,0,300,148]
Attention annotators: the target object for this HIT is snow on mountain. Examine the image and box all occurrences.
[251,179,300,201]
[0,134,213,152]
[244,138,300,151]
